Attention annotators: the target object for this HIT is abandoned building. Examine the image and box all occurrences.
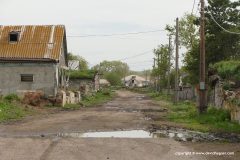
[122,75,149,87]
[0,25,68,97]
[100,79,110,87]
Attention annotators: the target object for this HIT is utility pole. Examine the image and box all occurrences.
[157,53,160,92]
[146,70,148,82]
[153,58,156,68]
[124,64,127,87]
[167,36,171,99]
[174,18,179,105]
[153,58,156,91]
[199,0,206,114]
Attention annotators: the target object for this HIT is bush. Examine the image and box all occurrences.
[102,91,110,95]
[210,61,240,81]
[69,70,96,79]
[222,83,230,90]
[4,94,21,102]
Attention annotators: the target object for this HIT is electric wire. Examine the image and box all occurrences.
[206,6,240,35]
[67,29,165,37]
[191,0,196,15]
[128,63,153,67]
[118,50,153,61]
[127,60,153,65]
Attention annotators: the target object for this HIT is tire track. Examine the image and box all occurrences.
[39,138,60,160]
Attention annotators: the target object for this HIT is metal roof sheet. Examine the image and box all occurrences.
[0,25,66,61]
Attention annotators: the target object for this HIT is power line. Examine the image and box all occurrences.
[67,29,165,37]
[119,50,152,61]
[128,63,153,67]
[127,60,153,65]
[191,0,196,15]
[194,1,201,15]
[206,6,240,35]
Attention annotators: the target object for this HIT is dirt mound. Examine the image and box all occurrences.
[23,91,49,106]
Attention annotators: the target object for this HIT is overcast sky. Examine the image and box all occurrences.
[0,0,200,71]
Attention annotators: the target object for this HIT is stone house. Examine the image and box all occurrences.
[0,25,68,97]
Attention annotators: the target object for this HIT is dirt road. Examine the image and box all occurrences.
[0,90,238,160]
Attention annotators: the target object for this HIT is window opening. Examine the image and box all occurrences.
[21,74,33,82]
[9,31,18,43]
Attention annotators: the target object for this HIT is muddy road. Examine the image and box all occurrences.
[0,90,238,160]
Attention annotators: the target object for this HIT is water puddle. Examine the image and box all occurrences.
[153,130,224,142]
[132,96,145,100]
[42,129,218,141]
[105,106,119,109]
[49,130,153,138]
[38,129,237,142]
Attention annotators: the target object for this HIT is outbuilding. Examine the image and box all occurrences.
[0,25,68,97]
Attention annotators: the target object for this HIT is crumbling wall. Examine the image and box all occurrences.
[68,78,96,95]
[210,73,240,122]
[214,78,224,109]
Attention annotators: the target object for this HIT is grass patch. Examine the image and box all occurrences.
[64,103,83,108]
[3,94,21,102]
[166,102,240,133]
[81,89,116,107]
[0,100,26,122]
[146,91,240,133]
[69,69,96,79]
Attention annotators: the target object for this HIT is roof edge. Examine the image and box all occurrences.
[0,58,58,63]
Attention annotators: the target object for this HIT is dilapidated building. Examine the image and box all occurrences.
[0,25,68,97]
[122,75,149,87]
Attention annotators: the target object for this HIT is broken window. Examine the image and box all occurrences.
[9,31,18,43]
[21,74,33,82]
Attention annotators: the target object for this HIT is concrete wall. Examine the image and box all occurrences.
[59,43,66,66]
[0,63,55,97]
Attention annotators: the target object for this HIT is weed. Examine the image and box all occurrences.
[149,91,240,133]
[0,101,26,122]
[4,94,21,102]
[81,90,116,107]
[64,103,82,108]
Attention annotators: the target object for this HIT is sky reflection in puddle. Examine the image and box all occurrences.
[57,130,152,138]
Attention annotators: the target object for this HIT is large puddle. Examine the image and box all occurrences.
[41,129,233,142]
[56,130,152,138]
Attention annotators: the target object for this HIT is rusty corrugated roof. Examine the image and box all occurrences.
[0,25,66,61]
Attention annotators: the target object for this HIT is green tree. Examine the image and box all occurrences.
[165,13,200,84]
[92,60,129,85]
[152,45,170,90]
[106,72,122,86]
[67,52,89,70]
[205,0,240,63]
[167,0,240,85]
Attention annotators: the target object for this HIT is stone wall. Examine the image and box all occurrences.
[68,78,97,96]
[210,74,240,123]
[214,78,224,109]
